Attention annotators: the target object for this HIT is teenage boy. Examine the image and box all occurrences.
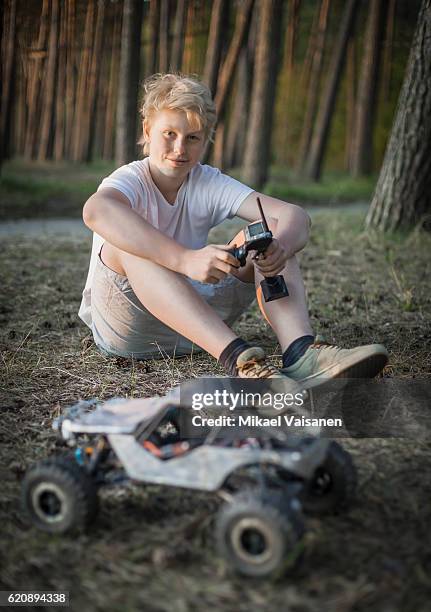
[80,73,388,385]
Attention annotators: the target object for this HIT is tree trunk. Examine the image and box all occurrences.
[83,0,105,161]
[214,0,254,119]
[115,0,144,166]
[64,0,76,158]
[366,0,431,231]
[158,0,170,73]
[299,2,320,94]
[71,0,95,161]
[203,0,228,96]
[224,42,253,169]
[242,0,284,188]
[297,0,330,174]
[170,0,187,71]
[14,59,26,157]
[350,0,386,177]
[103,9,121,159]
[147,0,159,76]
[381,0,396,102]
[212,119,225,169]
[23,0,49,159]
[304,0,360,181]
[54,1,67,160]
[344,37,356,170]
[1,0,17,162]
[277,0,300,162]
[38,0,60,160]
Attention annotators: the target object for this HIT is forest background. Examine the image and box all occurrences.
[0,0,422,206]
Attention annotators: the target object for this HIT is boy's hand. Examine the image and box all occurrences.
[181,244,240,284]
[253,239,288,276]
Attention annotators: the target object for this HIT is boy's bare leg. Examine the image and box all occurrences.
[229,226,314,352]
[103,244,237,359]
[254,256,314,352]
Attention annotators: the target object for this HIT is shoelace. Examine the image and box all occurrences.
[310,341,335,350]
[240,358,279,378]
[310,334,333,350]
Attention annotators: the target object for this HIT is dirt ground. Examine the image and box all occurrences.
[1,210,430,612]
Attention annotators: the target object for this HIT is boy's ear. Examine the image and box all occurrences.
[143,120,150,142]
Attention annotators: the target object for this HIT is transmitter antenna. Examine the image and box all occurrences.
[257,197,269,232]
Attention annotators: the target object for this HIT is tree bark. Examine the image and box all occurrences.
[38,0,60,160]
[64,0,76,158]
[0,0,17,163]
[304,0,360,181]
[277,0,300,162]
[71,0,95,161]
[214,0,254,119]
[115,0,144,166]
[158,0,170,73]
[299,2,320,94]
[350,0,386,177]
[83,0,105,161]
[203,0,228,96]
[224,41,253,169]
[297,0,330,174]
[381,0,396,102]
[366,0,431,231]
[103,8,122,159]
[170,0,187,71]
[147,0,159,76]
[23,0,49,159]
[242,0,284,188]
[344,37,356,170]
[54,0,67,161]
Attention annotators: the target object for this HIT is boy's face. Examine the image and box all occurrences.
[144,109,206,180]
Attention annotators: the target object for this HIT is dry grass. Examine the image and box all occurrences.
[1,210,431,612]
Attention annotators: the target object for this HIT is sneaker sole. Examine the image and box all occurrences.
[286,352,389,389]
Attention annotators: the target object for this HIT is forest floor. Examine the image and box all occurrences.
[1,197,430,612]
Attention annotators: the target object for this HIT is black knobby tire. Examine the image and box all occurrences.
[301,441,357,515]
[22,456,99,533]
[216,489,305,578]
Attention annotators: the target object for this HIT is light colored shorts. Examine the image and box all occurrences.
[91,253,256,359]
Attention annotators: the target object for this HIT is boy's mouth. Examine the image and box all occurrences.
[167,158,189,167]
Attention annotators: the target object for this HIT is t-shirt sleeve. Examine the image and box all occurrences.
[201,166,254,227]
[96,165,142,210]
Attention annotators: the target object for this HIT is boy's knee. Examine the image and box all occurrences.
[277,208,310,253]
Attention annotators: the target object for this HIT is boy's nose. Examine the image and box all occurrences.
[174,138,186,156]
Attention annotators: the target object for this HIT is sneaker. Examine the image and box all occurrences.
[282,337,389,388]
[236,347,283,379]
[236,346,306,415]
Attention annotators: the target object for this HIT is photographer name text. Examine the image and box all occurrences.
[191,414,343,428]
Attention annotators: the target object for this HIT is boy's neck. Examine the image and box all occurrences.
[148,160,188,204]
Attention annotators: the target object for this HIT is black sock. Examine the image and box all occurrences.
[219,338,251,376]
[282,335,315,369]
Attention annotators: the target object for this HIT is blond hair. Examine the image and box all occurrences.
[139,73,217,154]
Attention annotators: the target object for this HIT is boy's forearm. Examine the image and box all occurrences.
[83,196,187,273]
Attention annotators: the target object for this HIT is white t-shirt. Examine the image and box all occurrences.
[78,158,254,327]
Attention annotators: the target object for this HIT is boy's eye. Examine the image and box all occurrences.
[188,135,200,141]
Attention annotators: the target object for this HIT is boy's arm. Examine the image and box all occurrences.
[83,188,239,282]
[236,191,311,258]
[83,187,188,273]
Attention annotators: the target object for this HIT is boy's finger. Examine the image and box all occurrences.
[216,249,240,267]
